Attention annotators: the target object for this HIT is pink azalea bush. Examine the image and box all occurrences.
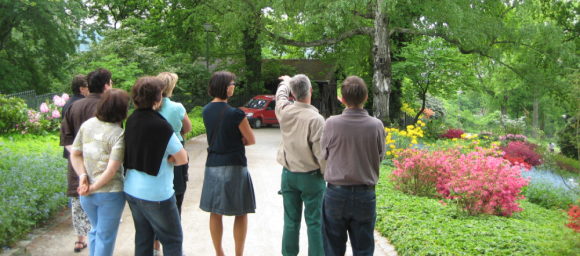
[392,147,529,216]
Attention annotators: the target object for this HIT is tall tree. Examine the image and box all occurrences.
[0,0,86,93]
[265,0,568,125]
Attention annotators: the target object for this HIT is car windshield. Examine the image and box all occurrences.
[245,99,267,109]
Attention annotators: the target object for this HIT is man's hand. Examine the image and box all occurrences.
[279,75,291,81]
[168,155,176,163]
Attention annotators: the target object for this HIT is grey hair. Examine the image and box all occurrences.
[289,74,311,100]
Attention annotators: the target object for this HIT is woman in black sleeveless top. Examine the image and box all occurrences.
[199,71,256,256]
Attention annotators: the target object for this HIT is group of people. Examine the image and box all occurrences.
[59,68,385,256]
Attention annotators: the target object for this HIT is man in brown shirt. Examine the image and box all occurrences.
[60,68,113,252]
[276,74,326,256]
[320,76,386,256]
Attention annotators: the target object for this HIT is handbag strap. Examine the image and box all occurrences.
[208,104,228,151]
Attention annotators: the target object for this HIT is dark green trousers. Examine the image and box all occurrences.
[281,167,326,256]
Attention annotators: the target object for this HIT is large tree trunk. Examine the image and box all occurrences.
[372,0,392,124]
[532,96,540,138]
[242,11,263,93]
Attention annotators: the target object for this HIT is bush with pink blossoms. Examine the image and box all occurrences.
[445,151,529,216]
[392,149,457,197]
[18,93,69,134]
[392,147,530,216]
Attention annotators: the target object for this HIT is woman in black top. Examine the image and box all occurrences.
[200,71,256,256]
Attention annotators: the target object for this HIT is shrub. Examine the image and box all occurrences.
[184,106,206,140]
[567,204,580,232]
[17,94,69,134]
[440,128,464,139]
[557,117,579,160]
[555,154,580,175]
[499,133,528,143]
[502,141,543,167]
[392,148,529,216]
[0,95,28,134]
[446,151,529,216]
[423,118,446,139]
[384,121,425,159]
[391,149,455,197]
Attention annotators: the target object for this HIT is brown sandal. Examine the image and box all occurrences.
[74,241,87,253]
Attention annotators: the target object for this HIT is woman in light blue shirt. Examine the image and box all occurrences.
[123,77,189,256]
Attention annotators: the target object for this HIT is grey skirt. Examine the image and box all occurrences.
[200,165,256,216]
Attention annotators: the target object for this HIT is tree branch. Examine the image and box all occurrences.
[266,27,373,47]
[353,10,373,19]
[391,27,526,79]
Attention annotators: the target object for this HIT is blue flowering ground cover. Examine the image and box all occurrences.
[0,134,67,248]
[523,167,579,209]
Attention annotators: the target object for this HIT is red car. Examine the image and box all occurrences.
[239,95,278,128]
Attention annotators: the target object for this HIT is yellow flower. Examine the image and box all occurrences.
[386,151,392,156]
[389,145,396,149]
[411,139,418,144]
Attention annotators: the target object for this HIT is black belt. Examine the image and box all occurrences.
[328,183,375,191]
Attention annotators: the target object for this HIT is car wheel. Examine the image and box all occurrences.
[254,118,262,129]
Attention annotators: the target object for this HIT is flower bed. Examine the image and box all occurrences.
[377,166,580,255]
[0,134,67,247]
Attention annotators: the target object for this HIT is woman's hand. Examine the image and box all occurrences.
[77,175,90,196]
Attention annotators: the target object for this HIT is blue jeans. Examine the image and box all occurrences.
[80,192,125,256]
[322,185,376,256]
[125,193,183,256]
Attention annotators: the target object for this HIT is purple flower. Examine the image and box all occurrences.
[61,93,70,102]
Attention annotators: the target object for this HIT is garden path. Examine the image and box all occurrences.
[15,128,396,256]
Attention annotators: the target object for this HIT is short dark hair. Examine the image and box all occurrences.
[342,76,368,107]
[208,71,236,100]
[131,76,163,109]
[71,75,87,94]
[87,68,112,93]
[96,89,129,123]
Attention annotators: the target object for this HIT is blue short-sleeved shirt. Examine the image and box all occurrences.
[124,133,183,201]
[159,97,187,142]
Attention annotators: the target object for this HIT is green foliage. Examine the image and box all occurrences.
[184,106,206,140]
[557,117,580,160]
[0,95,28,134]
[170,60,212,111]
[376,166,580,256]
[0,134,67,247]
[0,0,86,94]
[554,154,580,175]
[422,118,447,139]
[523,182,578,210]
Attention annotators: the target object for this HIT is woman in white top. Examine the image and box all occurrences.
[70,89,129,256]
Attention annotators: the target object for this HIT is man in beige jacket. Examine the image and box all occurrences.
[276,74,326,256]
